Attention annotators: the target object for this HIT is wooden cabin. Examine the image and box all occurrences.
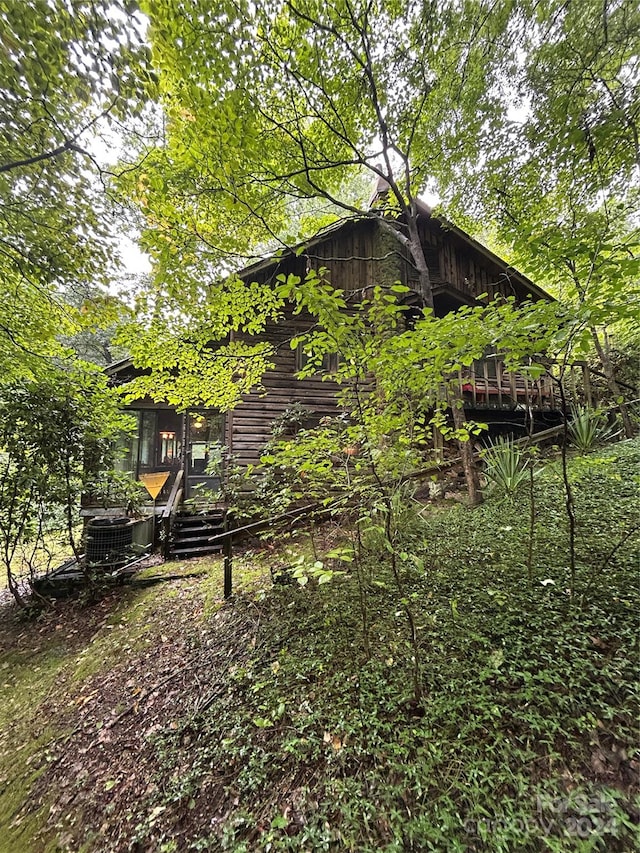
[224,204,571,469]
[84,206,590,551]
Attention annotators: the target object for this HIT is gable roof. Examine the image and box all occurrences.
[109,208,550,384]
[236,203,550,302]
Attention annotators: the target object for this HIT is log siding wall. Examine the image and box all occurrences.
[226,215,547,465]
[226,215,545,465]
[227,310,339,467]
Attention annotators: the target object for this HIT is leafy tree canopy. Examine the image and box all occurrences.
[128,0,638,428]
[117,0,517,411]
[136,0,639,300]
[134,0,509,301]
[0,0,153,380]
[427,0,640,431]
[433,0,640,319]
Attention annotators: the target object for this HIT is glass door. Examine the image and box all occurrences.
[186,412,224,499]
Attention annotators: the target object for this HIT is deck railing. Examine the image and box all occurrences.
[457,357,593,411]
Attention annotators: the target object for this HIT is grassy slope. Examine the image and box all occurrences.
[0,439,638,852]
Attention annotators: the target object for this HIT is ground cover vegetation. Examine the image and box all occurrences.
[0,1,638,846]
[0,438,637,851]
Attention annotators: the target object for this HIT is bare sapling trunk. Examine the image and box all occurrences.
[2,477,35,607]
[590,326,635,438]
[352,382,424,704]
[404,212,482,505]
[527,451,535,587]
[352,521,371,660]
[64,461,82,565]
[557,376,577,598]
[6,563,26,607]
[450,394,483,506]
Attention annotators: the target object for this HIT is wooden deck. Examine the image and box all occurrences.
[457,359,592,411]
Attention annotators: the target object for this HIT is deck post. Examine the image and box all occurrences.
[162,515,171,559]
[509,371,517,406]
[223,535,233,599]
[432,425,444,462]
[582,363,593,408]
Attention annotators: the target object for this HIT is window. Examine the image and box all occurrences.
[295,344,339,375]
[113,409,183,479]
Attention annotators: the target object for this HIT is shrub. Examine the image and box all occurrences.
[567,406,618,453]
[481,436,529,496]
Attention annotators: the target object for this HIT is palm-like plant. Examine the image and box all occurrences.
[567,406,617,453]
[481,436,529,496]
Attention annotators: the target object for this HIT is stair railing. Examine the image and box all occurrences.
[161,469,184,558]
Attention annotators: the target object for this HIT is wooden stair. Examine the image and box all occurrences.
[169,509,227,559]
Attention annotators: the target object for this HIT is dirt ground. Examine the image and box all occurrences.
[0,554,261,852]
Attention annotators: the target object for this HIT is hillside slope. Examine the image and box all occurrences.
[1,439,639,852]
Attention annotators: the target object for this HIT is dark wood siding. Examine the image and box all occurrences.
[385,216,543,306]
[227,310,339,467]
[304,218,379,293]
[226,214,549,465]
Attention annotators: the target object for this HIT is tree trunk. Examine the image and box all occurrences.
[382,200,484,503]
[6,565,26,607]
[450,393,483,506]
[405,210,434,312]
[590,325,635,438]
[375,204,435,311]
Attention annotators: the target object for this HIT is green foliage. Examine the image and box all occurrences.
[124,439,639,853]
[431,0,640,416]
[256,420,348,514]
[114,275,285,410]
[287,553,346,587]
[269,403,313,439]
[481,437,531,496]
[0,366,131,600]
[131,0,552,318]
[82,470,147,515]
[248,286,568,702]
[252,284,565,511]
[0,440,637,850]
[568,407,619,454]
[122,0,636,429]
